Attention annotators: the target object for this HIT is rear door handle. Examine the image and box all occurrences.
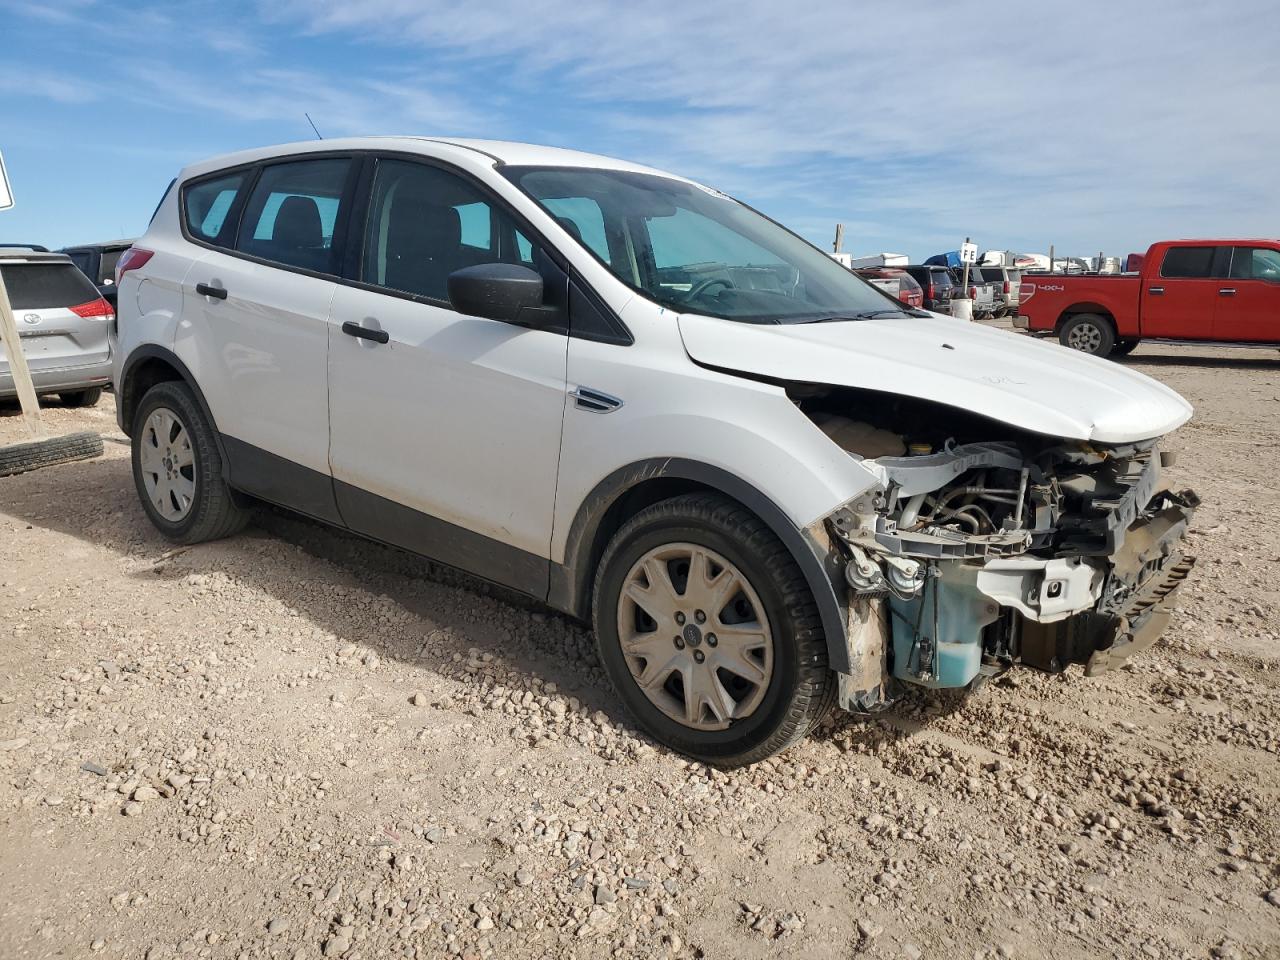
[341,320,389,344]
[195,282,227,300]
[1147,286,1164,295]
[1218,287,1237,296]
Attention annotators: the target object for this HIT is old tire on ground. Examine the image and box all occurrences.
[60,387,103,407]
[0,431,103,478]
[1112,338,1140,356]
[1059,313,1116,357]
[131,380,249,544]
[592,492,835,768]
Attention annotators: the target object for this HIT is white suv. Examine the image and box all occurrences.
[114,138,1198,766]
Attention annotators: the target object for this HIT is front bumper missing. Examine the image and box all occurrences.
[833,487,1199,708]
[1020,489,1198,675]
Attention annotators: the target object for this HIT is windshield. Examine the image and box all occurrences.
[503,166,906,324]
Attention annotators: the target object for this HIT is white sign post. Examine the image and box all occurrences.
[0,152,48,437]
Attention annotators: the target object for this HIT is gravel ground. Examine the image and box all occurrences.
[2,343,1279,960]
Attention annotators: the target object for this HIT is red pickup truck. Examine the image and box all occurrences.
[1016,239,1280,357]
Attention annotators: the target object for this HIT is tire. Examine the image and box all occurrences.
[59,387,103,407]
[1058,313,1116,357]
[0,431,103,478]
[131,380,248,544]
[1112,338,1140,356]
[592,492,835,768]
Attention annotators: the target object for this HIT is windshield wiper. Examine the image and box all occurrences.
[800,309,909,323]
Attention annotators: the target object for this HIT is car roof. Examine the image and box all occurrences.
[179,136,695,185]
[0,250,74,264]
[1163,238,1280,245]
[60,240,136,252]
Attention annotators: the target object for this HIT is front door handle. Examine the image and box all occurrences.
[1218,287,1237,296]
[341,320,389,344]
[1147,286,1164,295]
[195,282,227,300]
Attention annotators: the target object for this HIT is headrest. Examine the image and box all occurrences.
[273,196,323,248]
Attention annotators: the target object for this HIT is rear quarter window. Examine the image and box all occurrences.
[184,172,247,245]
[0,262,100,309]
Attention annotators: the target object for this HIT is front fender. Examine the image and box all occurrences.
[550,457,858,673]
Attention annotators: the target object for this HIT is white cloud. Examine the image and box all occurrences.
[264,0,1280,256]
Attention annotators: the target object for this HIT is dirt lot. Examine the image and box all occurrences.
[2,343,1279,960]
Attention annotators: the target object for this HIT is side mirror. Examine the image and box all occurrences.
[447,263,546,325]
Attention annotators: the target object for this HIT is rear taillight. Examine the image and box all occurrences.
[969,285,977,299]
[926,282,935,299]
[69,298,114,319]
[115,247,154,284]
[1003,280,1011,294]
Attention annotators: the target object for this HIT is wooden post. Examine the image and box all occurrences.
[960,235,971,293]
[1048,244,1055,273]
[0,266,46,438]
[833,223,844,254]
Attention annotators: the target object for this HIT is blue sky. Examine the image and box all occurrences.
[1,0,1276,260]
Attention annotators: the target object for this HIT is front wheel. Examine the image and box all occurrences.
[592,493,834,768]
[1059,313,1116,357]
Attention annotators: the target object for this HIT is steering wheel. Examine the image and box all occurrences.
[687,277,735,301]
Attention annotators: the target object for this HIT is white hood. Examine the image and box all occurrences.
[678,312,1192,444]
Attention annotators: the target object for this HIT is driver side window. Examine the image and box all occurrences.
[1231,247,1280,282]
[363,159,538,302]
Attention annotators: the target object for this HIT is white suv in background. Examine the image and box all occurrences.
[114,138,1198,766]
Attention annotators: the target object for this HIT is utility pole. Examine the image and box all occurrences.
[833,223,844,254]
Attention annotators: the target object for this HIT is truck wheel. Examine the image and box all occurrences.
[1059,314,1115,357]
[1112,338,1140,356]
[592,493,835,768]
[60,387,103,408]
[131,380,249,544]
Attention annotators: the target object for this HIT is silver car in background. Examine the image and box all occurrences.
[0,249,114,407]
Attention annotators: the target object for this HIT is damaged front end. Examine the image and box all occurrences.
[800,396,1198,712]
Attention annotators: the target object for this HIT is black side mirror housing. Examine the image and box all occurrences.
[447,263,548,325]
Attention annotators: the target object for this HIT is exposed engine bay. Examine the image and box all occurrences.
[795,385,1199,711]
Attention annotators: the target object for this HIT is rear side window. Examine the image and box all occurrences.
[99,249,125,284]
[1160,246,1216,278]
[0,263,100,309]
[185,173,245,244]
[236,159,351,273]
[66,250,94,276]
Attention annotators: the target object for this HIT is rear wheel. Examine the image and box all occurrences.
[60,387,102,407]
[131,380,248,544]
[592,493,834,767]
[1059,313,1116,357]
